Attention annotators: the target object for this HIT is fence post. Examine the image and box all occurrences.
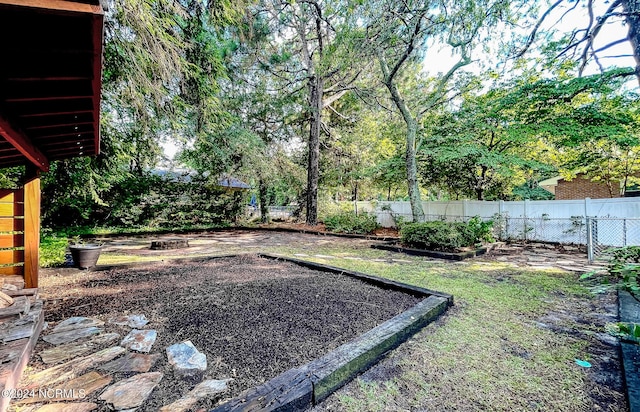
[624,218,628,247]
[584,197,590,219]
[463,200,468,222]
[524,199,529,241]
[587,217,594,263]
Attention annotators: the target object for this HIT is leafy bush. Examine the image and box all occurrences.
[324,212,379,234]
[607,246,640,295]
[400,218,494,251]
[467,216,495,243]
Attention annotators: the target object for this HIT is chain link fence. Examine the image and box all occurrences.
[363,207,640,263]
[587,218,640,261]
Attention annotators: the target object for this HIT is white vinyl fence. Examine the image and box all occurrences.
[346,198,640,261]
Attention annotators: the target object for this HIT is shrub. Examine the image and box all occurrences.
[400,217,494,251]
[324,212,379,234]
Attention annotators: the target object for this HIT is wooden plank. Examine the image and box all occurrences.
[0,0,104,15]
[0,234,23,249]
[0,203,23,218]
[0,297,30,321]
[23,173,40,288]
[0,301,45,412]
[0,218,24,232]
[0,267,24,276]
[211,367,312,412]
[0,251,24,265]
[0,190,13,203]
[0,113,49,172]
[4,289,37,298]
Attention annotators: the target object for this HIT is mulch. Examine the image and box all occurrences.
[35,254,420,411]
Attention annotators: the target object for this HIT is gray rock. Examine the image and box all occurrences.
[99,372,163,410]
[159,379,232,412]
[43,327,104,345]
[121,329,157,353]
[166,341,207,382]
[53,317,105,333]
[40,333,120,364]
[99,352,161,373]
[108,314,149,329]
[34,403,98,412]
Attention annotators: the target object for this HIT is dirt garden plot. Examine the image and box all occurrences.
[23,255,428,411]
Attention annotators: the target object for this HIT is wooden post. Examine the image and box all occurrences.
[23,166,40,288]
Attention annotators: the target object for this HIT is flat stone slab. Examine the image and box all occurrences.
[99,352,160,373]
[17,371,112,404]
[53,317,105,334]
[121,329,156,353]
[159,379,232,412]
[43,327,103,345]
[108,314,149,329]
[99,372,163,410]
[23,346,125,388]
[166,340,207,381]
[40,333,120,364]
[34,403,98,412]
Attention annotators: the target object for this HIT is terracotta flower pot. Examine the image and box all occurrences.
[69,244,102,269]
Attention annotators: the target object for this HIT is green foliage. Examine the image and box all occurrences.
[324,212,379,234]
[607,322,640,344]
[43,171,245,230]
[400,218,493,251]
[466,216,495,243]
[607,246,640,295]
[40,233,68,268]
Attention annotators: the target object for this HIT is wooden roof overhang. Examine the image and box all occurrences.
[0,0,104,171]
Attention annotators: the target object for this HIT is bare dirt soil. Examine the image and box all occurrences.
[36,254,421,411]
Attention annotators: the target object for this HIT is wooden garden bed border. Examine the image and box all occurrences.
[371,242,488,261]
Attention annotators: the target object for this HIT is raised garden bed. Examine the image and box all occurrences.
[35,254,450,411]
[371,242,489,261]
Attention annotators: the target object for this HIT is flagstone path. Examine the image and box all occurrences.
[12,315,230,411]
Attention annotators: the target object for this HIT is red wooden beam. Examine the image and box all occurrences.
[19,109,93,118]
[25,121,94,130]
[7,76,91,82]
[5,95,93,102]
[0,0,102,15]
[91,13,103,156]
[0,114,50,172]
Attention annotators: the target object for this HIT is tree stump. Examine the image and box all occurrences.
[150,239,190,250]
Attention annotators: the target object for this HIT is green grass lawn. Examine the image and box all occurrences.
[265,246,623,411]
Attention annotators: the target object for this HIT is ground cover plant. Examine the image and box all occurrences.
[33,231,625,412]
[399,217,494,252]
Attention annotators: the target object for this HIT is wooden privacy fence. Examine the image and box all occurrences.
[0,180,39,288]
[0,189,24,277]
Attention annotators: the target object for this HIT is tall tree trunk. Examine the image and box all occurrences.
[623,0,640,86]
[306,76,322,225]
[382,77,425,222]
[258,178,269,223]
[352,181,358,201]
[404,119,424,221]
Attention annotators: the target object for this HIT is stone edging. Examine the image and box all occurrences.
[210,254,452,411]
[619,290,640,412]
